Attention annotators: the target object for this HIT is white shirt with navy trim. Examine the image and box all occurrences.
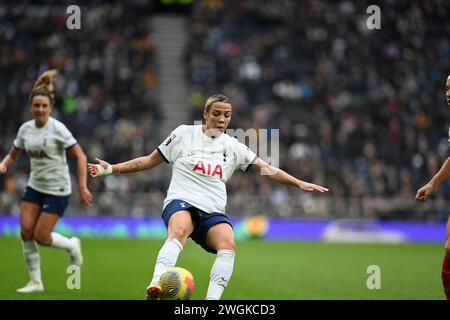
[13,117,77,196]
[157,125,257,214]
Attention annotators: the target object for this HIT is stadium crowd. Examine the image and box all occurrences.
[186,0,450,220]
[1,0,449,220]
[0,1,163,215]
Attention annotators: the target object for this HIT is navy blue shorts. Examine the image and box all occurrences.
[162,199,233,254]
[22,186,70,217]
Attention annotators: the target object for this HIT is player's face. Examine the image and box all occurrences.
[30,95,52,127]
[204,102,232,133]
[446,75,450,107]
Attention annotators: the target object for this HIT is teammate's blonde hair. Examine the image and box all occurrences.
[28,69,58,106]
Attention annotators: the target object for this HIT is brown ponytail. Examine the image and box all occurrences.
[28,69,58,106]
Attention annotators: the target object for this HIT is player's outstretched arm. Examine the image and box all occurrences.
[0,147,22,174]
[416,156,450,202]
[68,144,93,207]
[252,158,329,193]
[88,149,165,178]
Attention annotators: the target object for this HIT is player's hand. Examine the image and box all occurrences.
[88,158,112,177]
[298,181,329,193]
[79,186,93,207]
[0,163,6,174]
[415,183,434,202]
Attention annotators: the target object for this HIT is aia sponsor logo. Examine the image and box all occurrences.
[28,150,49,159]
[192,160,222,179]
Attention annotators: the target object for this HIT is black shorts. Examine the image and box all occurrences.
[22,186,70,217]
[162,199,233,254]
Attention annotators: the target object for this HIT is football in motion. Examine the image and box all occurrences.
[159,267,195,300]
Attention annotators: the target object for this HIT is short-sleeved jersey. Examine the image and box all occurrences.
[157,125,257,214]
[13,117,77,196]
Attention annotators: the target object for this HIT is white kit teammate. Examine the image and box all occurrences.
[0,70,93,293]
[88,94,328,300]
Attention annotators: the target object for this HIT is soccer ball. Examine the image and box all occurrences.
[159,267,195,300]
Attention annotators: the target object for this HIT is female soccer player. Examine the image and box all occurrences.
[88,94,328,300]
[415,74,450,300]
[0,70,93,293]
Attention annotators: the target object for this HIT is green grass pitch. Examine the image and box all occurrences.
[0,237,445,300]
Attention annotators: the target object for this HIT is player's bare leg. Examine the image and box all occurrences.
[34,213,82,267]
[146,210,193,300]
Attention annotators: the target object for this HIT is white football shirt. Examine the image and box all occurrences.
[13,117,77,196]
[157,125,257,214]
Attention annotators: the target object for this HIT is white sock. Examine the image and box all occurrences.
[22,240,42,283]
[150,238,183,285]
[206,249,235,300]
[51,232,74,251]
